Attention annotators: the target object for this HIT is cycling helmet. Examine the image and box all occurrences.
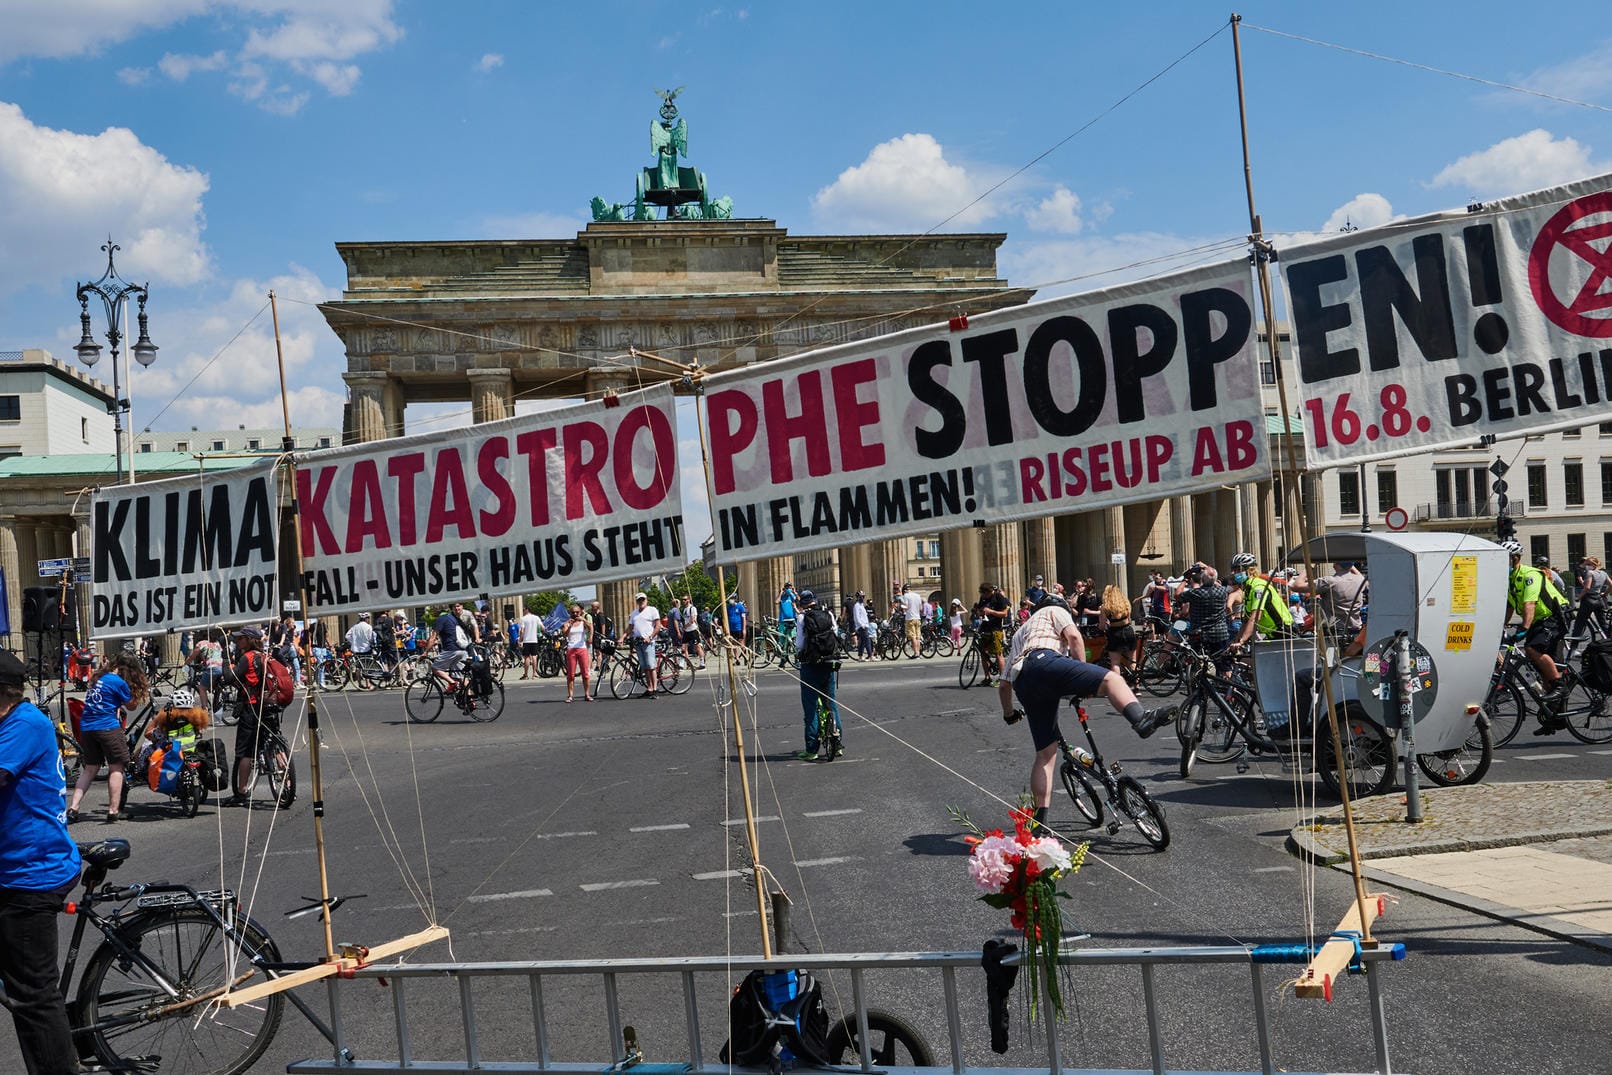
[1533,554,1551,568]
[1230,551,1257,570]
[1033,594,1072,613]
[169,686,197,709]
[1500,540,1524,557]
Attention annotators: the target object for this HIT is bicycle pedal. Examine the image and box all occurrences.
[1105,821,1121,835]
[1235,760,1251,774]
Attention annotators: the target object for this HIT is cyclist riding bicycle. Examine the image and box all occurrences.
[429,602,473,690]
[1503,540,1573,721]
[1229,551,1293,647]
[224,625,281,806]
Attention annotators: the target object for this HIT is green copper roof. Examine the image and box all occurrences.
[1266,413,1305,436]
[0,452,269,479]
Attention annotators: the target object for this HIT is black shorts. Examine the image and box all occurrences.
[1107,624,1137,650]
[1526,616,1566,658]
[233,704,281,763]
[1012,649,1112,751]
[80,728,131,767]
[522,642,541,657]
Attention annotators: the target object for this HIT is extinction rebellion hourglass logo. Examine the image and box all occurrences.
[1530,190,1612,339]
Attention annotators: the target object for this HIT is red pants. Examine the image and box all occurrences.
[565,647,591,683]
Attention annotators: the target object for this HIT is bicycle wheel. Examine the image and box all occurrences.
[958,647,980,689]
[538,647,563,679]
[1417,716,1493,786]
[610,658,639,699]
[404,678,445,723]
[179,771,202,818]
[1136,643,1177,697]
[660,654,693,695]
[920,635,938,659]
[1316,706,1396,801]
[1196,692,1249,764]
[351,659,376,691]
[76,906,285,1075]
[58,732,82,790]
[935,636,957,658]
[1483,681,1525,747]
[823,1010,934,1068]
[212,685,238,726]
[263,746,295,808]
[1560,672,1612,743]
[323,659,350,692]
[467,680,504,722]
[1177,692,1203,779]
[1116,775,1170,850]
[1060,761,1104,827]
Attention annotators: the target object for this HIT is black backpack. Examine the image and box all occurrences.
[718,969,831,1068]
[1581,640,1612,694]
[799,608,838,666]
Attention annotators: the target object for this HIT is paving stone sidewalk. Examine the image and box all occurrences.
[1289,780,1612,952]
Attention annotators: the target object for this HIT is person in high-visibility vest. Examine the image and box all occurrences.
[1229,551,1292,648]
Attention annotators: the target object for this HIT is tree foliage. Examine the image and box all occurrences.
[642,564,737,616]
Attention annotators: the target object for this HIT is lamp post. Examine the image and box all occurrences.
[73,238,158,484]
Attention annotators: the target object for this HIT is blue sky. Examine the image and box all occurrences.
[2,0,1610,524]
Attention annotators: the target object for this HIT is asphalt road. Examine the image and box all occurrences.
[10,657,1612,1074]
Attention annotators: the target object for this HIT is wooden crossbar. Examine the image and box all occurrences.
[217,925,449,1009]
[1295,895,1385,1000]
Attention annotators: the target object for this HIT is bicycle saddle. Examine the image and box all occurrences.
[80,838,132,869]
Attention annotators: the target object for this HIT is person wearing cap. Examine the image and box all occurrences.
[1027,575,1047,606]
[975,583,1012,686]
[0,648,84,1074]
[629,592,662,696]
[998,595,1176,831]
[65,652,149,825]
[777,582,798,652]
[345,611,376,658]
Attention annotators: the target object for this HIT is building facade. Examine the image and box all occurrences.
[0,349,114,459]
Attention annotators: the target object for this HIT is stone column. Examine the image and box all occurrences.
[1213,490,1243,571]
[343,372,391,444]
[1021,518,1056,584]
[1123,500,1161,593]
[866,539,906,608]
[939,527,984,602]
[383,377,407,439]
[1191,494,1218,568]
[1301,473,1323,540]
[1097,507,1126,590]
[1168,496,1195,577]
[1256,480,1279,564]
[1053,516,1080,588]
[0,517,20,648]
[839,542,873,603]
[467,368,514,425]
[984,523,1023,597]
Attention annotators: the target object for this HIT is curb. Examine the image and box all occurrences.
[1288,822,1612,866]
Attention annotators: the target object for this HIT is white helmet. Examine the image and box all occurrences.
[1230,551,1257,570]
[1500,540,1524,557]
[169,686,197,709]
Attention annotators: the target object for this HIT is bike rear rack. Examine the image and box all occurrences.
[287,943,1401,1075]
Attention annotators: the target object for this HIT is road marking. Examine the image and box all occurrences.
[467,888,554,903]
[1590,749,1612,756]
[534,830,599,839]
[722,816,781,826]
[630,823,691,832]
[1512,753,1576,760]
[266,847,314,856]
[580,879,661,892]
[792,856,855,868]
[693,869,751,881]
[1254,866,1295,873]
[802,808,862,818]
[469,924,561,937]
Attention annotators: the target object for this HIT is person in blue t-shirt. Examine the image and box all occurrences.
[428,601,472,688]
[67,652,149,825]
[727,596,748,647]
[0,648,84,1073]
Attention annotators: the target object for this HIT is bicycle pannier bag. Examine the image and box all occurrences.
[718,969,831,1067]
[156,744,186,795]
[192,737,231,792]
[147,748,167,792]
[800,608,838,665]
[1581,639,1612,693]
[263,655,297,707]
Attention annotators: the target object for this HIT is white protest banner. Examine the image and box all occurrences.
[295,386,683,614]
[1279,172,1612,466]
[92,459,280,638]
[702,261,1269,560]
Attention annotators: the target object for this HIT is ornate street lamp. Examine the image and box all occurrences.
[74,238,157,483]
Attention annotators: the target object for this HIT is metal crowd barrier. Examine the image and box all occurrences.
[286,944,1401,1075]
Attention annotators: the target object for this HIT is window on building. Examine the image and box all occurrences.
[0,445,20,461]
[1569,533,1587,565]
[1566,461,1584,507]
[211,440,225,452]
[1603,461,1612,506]
[1259,359,1276,386]
[1605,533,1612,567]
[1375,468,1397,515]
[80,417,89,442]
[1337,471,1360,516]
[175,440,188,452]
[1531,534,1550,564]
[1603,422,1612,436]
[247,439,261,450]
[0,395,19,421]
[929,540,941,559]
[138,442,152,453]
[318,436,332,448]
[1527,463,1547,508]
[1564,426,1581,438]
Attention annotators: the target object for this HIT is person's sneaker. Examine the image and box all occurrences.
[832,744,845,758]
[1543,679,1572,700]
[223,793,251,808]
[66,808,80,825]
[795,749,818,761]
[1533,720,1566,736]
[1134,706,1177,739]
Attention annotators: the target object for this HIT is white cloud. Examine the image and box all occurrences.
[2,2,403,115]
[1321,192,1395,233]
[0,102,211,296]
[999,230,1246,299]
[478,210,588,238]
[158,50,227,81]
[1024,185,1083,235]
[474,53,503,73]
[811,133,1005,232]
[1428,129,1607,198]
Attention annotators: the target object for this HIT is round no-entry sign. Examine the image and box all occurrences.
[1384,506,1409,531]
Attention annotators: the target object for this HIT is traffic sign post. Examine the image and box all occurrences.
[36,557,91,578]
